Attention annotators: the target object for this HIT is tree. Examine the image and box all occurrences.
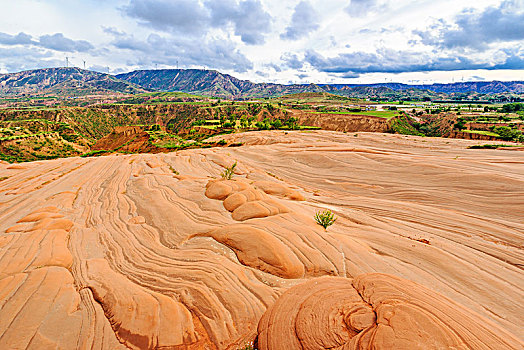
[240,116,249,129]
[270,119,282,129]
[493,126,522,141]
[454,117,466,130]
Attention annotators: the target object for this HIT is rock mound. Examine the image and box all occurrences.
[258,274,523,349]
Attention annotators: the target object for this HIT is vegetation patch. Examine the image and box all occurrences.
[389,116,422,136]
[221,161,237,180]
[81,149,111,157]
[468,144,521,149]
[462,129,500,137]
[314,209,337,230]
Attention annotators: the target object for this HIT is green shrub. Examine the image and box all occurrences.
[238,342,255,350]
[81,149,111,157]
[221,161,237,180]
[314,209,337,229]
[492,126,522,141]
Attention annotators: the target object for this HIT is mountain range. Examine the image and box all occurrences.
[321,81,524,94]
[0,67,522,99]
[115,69,324,98]
[0,67,148,97]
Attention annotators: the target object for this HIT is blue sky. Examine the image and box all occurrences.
[0,0,523,83]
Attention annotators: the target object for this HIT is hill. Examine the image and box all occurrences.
[1,67,522,101]
[0,67,149,97]
[117,69,524,100]
[322,81,524,94]
[116,69,324,99]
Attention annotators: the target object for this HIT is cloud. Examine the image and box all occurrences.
[255,70,269,77]
[208,0,272,45]
[123,0,272,45]
[345,0,386,17]
[469,75,486,81]
[38,33,94,52]
[264,63,282,72]
[0,32,33,46]
[281,53,304,69]
[123,0,209,35]
[302,47,524,76]
[414,0,524,49]
[280,1,319,40]
[0,47,62,73]
[0,31,94,53]
[106,31,253,72]
[102,26,126,37]
[88,64,110,73]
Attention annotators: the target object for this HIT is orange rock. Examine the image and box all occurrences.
[128,216,146,224]
[86,259,203,350]
[254,180,305,201]
[0,131,523,349]
[257,274,524,349]
[17,211,64,223]
[204,224,304,279]
[0,267,83,350]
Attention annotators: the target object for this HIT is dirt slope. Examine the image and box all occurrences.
[293,111,391,133]
[0,131,522,349]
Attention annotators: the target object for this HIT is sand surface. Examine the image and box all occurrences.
[0,130,522,349]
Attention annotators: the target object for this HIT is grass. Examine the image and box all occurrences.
[312,110,399,119]
[221,161,237,180]
[468,144,520,149]
[81,149,111,157]
[0,176,9,182]
[462,130,500,137]
[314,209,337,229]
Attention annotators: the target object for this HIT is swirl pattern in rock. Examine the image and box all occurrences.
[0,131,522,349]
[258,273,523,349]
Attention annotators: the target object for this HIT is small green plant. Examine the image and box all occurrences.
[221,161,237,180]
[168,165,179,175]
[80,149,111,157]
[314,209,337,229]
[238,341,255,350]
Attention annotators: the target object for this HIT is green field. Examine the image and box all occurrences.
[463,130,500,137]
[313,110,399,119]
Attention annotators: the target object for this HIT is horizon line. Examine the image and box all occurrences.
[1,66,523,86]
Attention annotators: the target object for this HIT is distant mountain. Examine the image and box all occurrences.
[322,81,524,94]
[0,67,149,97]
[117,69,524,99]
[2,67,522,100]
[116,69,324,99]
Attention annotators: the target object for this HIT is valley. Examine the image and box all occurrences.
[0,67,522,350]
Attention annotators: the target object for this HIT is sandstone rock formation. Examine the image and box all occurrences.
[0,131,522,349]
[258,274,523,349]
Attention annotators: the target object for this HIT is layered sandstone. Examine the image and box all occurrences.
[0,131,522,349]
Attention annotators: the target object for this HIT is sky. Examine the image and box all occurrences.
[0,0,523,84]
